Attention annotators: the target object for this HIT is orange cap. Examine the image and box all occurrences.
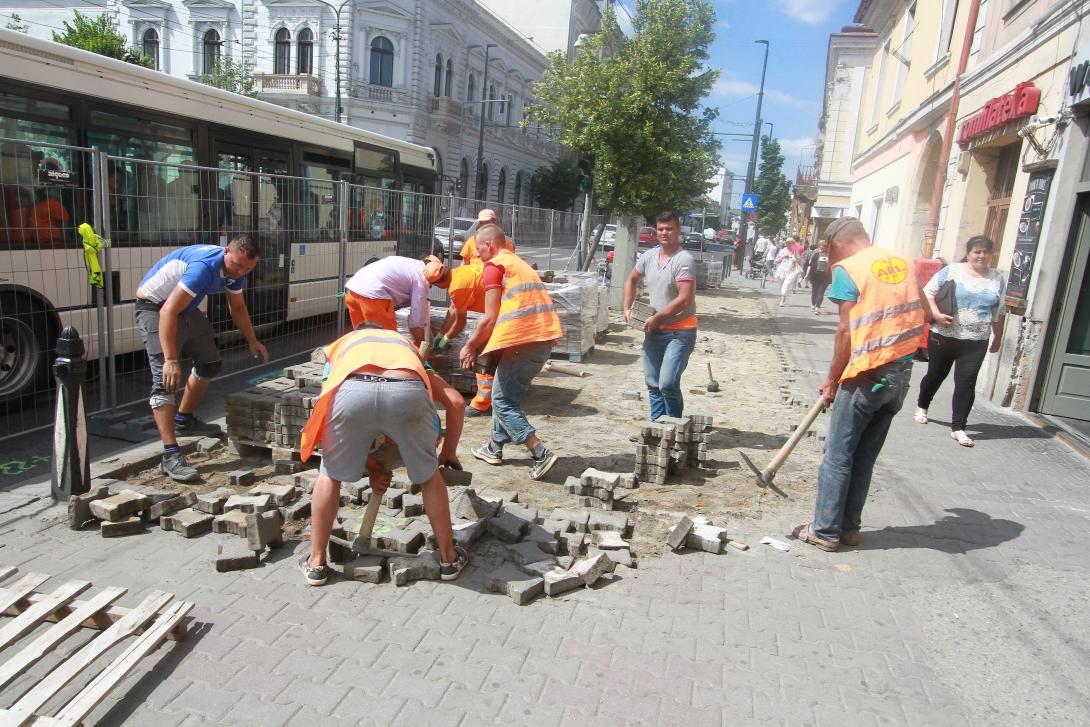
[423,255,448,283]
[477,208,497,222]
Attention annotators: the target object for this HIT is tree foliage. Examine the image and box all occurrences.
[53,11,153,68]
[525,0,721,264]
[202,58,258,98]
[5,14,30,33]
[532,157,582,211]
[753,135,790,237]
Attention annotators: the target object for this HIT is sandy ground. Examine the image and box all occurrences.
[112,281,824,560]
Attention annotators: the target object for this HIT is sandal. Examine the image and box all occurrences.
[950,430,974,447]
[913,408,928,425]
[791,522,838,552]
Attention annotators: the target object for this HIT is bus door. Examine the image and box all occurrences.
[212,146,289,331]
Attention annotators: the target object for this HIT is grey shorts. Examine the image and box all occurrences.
[135,302,221,407]
[319,378,440,485]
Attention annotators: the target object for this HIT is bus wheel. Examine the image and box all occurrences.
[0,294,50,403]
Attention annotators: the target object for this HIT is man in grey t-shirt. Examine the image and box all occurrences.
[623,211,698,420]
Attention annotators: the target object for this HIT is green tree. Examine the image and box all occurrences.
[525,0,721,266]
[52,11,153,68]
[533,158,582,210]
[202,58,258,98]
[5,14,30,33]
[753,135,790,237]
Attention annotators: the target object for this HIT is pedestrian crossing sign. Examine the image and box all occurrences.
[740,194,758,212]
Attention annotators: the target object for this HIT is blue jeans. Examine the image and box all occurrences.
[643,328,697,421]
[490,340,552,447]
[814,359,912,541]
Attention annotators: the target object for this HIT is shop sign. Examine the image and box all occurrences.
[1006,168,1053,308]
[958,82,1041,144]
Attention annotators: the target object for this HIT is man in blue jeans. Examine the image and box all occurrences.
[623,211,697,420]
[793,217,928,552]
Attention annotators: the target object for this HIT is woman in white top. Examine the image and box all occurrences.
[914,236,1006,447]
[774,238,801,306]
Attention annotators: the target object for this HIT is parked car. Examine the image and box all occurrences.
[638,226,655,246]
[433,216,477,255]
[593,223,618,245]
[682,232,705,251]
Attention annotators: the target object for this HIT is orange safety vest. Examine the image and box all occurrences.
[482,249,562,355]
[460,234,515,264]
[299,327,432,461]
[448,264,485,313]
[835,245,926,382]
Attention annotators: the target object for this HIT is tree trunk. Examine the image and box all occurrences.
[580,180,623,272]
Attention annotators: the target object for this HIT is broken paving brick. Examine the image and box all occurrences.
[486,565,544,606]
[67,486,111,530]
[486,510,529,544]
[593,531,630,551]
[194,488,236,515]
[569,552,616,586]
[88,490,149,523]
[247,481,298,506]
[505,541,554,567]
[666,516,694,552]
[100,516,145,538]
[223,494,276,514]
[148,492,197,520]
[587,546,635,569]
[388,552,440,586]
[549,508,590,533]
[161,508,214,538]
[543,569,584,597]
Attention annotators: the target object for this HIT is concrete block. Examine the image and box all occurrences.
[580,468,621,491]
[570,552,616,586]
[487,510,529,543]
[524,525,560,555]
[557,555,575,570]
[450,518,487,549]
[100,516,145,538]
[450,488,499,520]
[215,544,260,572]
[195,487,235,515]
[227,469,256,487]
[560,531,586,556]
[587,546,635,568]
[541,518,571,535]
[400,493,424,517]
[344,555,386,583]
[274,459,303,474]
[486,565,544,606]
[344,480,368,504]
[213,510,249,537]
[68,485,111,530]
[377,529,424,554]
[439,468,473,487]
[88,490,149,522]
[148,492,197,520]
[543,568,584,597]
[666,516,694,552]
[550,508,590,533]
[161,508,214,538]
[293,470,319,494]
[248,481,298,506]
[505,540,553,567]
[281,495,312,522]
[503,502,539,524]
[594,531,630,551]
[621,389,642,401]
[223,494,276,514]
[588,510,631,536]
[196,437,223,453]
[381,487,406,509]
[246,511,284,551]
[388,551,441,586]
[686,523,728,554]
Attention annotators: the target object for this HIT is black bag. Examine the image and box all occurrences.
[814,253,829,274]
[934,274,957,317]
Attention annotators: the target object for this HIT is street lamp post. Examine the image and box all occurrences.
[314,0,351,124]
[471,43,498,200]
[739,40,769,257]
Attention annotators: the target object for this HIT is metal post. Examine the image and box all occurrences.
[51,326,89,501]
[446,190,456,270]
[334,28,342,124]
[475,44,496,199]
[98,153,117,411]
[89,148,107,411]
[336,179,348,334]
[547,209,555,270]
[739,40,769,251]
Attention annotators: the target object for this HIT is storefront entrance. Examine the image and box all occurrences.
[1040,194,1090,423]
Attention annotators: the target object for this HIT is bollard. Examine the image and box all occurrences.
[51,326,90,501]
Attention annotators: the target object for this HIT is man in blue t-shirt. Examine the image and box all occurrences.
[135,235,268,481]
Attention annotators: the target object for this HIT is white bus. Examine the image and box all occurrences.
[0,28,440,402]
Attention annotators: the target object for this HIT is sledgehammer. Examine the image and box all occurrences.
[738,399,824,498]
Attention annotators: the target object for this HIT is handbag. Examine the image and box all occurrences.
[934,267,958,317]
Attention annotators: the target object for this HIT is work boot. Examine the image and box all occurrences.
[160,450,199,482]
[528,447,558,481]
[175,414,223,437]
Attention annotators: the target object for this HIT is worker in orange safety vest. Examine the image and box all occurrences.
[459,208,514,265]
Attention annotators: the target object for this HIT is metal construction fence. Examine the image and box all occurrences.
[0,136,601,441]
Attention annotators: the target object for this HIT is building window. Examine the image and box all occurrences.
[892,3,915,106]
[506,93,513,125]
[467,73,476,102]
[870,42,889,127]
[488,84,496,120]
[433,54,443,96]
[513,171,523,206]
[496,167,506,203]
[444,59,453,97]
[274,28,291,75]
[297,28,313,74]
[370,36,394,86]
[202,29,221,75]
[459,158,469,197]
[936,0,960,60]
[984,142,1020,265]
[477,163,489,200]
[142,28,159,70]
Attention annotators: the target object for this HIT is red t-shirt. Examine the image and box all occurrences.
[482,262,505,290]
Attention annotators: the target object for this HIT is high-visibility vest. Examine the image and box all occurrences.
[448,264,485,313]
[299,328,432,461]
[482,249,562,355]
[835,245,925,382]
[460,234,515,264]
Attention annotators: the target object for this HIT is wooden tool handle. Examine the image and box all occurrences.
[766,399,824,474]
[706,362,714,380]
[357,492,382,541]
[545,360,586,377]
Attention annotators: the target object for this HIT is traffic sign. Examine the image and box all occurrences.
[740,193,758,211]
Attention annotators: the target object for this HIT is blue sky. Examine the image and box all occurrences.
[621,0,861,206]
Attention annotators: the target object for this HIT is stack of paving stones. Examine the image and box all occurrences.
[596,282,610,338]
[545,272,600,360]
[225,375,321,453]
[563,467,638,510]
[396,306,479,394]
[665,514,748,554]
[634,413,714,484]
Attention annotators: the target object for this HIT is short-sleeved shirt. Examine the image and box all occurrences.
[634,246,696,330]
[924,263,1005,341]
[827,267,859,303]
[459,234,514,265]
[138,244,245,314]
[344,256,430,329]
[448,264,485,313]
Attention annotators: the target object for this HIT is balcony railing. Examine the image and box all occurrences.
[796,164,817,188]
[350,82,411,107]
[255,74,321,95]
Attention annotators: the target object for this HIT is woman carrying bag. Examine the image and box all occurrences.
[914,236,1006,447]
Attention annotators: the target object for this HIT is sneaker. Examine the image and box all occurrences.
[175,414,223,437]
[440,546,469,581]
[160,450,199,482]
[465,407,491,418]
[298,556,329,586]
[472,443,503,465]
[528,447,558,481]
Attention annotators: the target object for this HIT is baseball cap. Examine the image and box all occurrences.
[422,255,448,284]
[477,208,497,223]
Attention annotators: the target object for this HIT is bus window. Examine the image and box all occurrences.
[217,152,253,241]
[301,164,339,243]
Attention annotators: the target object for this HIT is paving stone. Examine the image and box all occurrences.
[343,480,368,504]
[281,495,312,522]
[195,488,236,515]
[686,523,728,554]
[439,468,473,487]
[518,559,563,579]
[549,508,589,533]
[450,518,487,549]
[503,502,539,524]
[293,470,319,494]
[666,516,695,552]
[216,543,260,572]
[588,510,631,536]
[228,469,256,487]
[541,518,571,535]
[88,490,149,522]
[223,494,276,514]
[148,491,197,520]
[388,551,441,586]
[161,508,214,538]
[343,555,386,583]
[248,481,298,506]
[67,485,111,530]
[487,510,529,543]
[197,437,224,453]
[401,493,424,517]
[559,531,586,556]
[377,529,424,554]
[100,516,145,538]
[486,565,544,606]
[213,510,249,537]
[381,487,406,509]
[524,524,560,554]
[580,468,621,491]
[556,555,575,570]
[594,531,630,551]
[450,488,500,520]
[543,569,584,597]
[587,546,635,569]
[246,511,284,551]
[569,552,615,586]
[274,459,304,474]
[505,540,553,567]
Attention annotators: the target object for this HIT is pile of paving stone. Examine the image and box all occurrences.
[563,467,638,509]
[665,514,749,554]
[545,272,601,360]
[396,306,479,395]
[634,414,714,484]
[225,361,323,452]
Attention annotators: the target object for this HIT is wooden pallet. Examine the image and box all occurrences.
[550,346,594,363]
[0,566,193,727]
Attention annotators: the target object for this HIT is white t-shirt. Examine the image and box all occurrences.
[345,256,430,329]
[924,263,1005,341]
